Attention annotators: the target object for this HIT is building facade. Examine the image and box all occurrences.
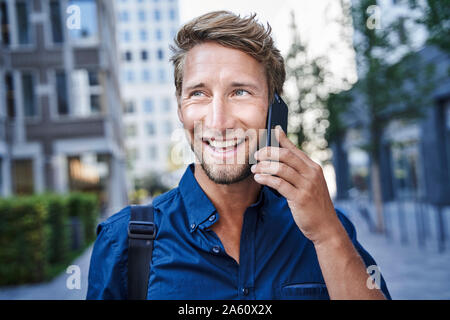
[115,0,183,186]
[0,0,128,214]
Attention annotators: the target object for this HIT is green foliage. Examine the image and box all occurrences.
[409,0,450,54]
[285,11,331,160]
[0,192,99,286]
[67,192,99,243]
[42,194,70,264]
[0,196,49,285]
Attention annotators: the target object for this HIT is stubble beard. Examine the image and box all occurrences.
[191,138,256,185]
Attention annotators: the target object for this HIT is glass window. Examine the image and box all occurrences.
[119,10,129,22]
[144,98,154,113]
[71,69,102,116]
[68,0,98,45]
[126,124,137,137]
[124,70,134,83]
[123,51,132,61]
[90,94,100,114]
[158,69,165,82]
[154,9,160,21]
[21,72,37,117]
[49,0,64,43]
[124,100,135,114]
[123,30,131,42]
[0,1,10,46]
[146,122,155,135]
[141,50,148,61]
[13,159,34,195]
[56,71,69,115]
[138,10,146,22]
[148,145,158,160]
[16,1,31,45]
[157,49,163,60]
[169,8,176,20]
[5,72,15,118]
[140,29,148,42]
[155,29,162,40]
[142,69,151,82]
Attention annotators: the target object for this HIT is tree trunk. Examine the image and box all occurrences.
[370,160,385,233]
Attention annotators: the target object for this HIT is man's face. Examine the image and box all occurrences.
[178,42,269,184]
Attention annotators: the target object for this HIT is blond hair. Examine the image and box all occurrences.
[170,11,285,104]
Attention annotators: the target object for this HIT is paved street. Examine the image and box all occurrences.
[0,206,449,300]
[341,204,450,300]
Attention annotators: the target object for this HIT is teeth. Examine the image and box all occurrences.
[208,139,244,149]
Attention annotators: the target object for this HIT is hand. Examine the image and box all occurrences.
[251,126,342,245]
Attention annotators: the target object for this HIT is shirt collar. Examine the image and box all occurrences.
[178,163,269,231]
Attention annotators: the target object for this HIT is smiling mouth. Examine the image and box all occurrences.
[202,137,246,153]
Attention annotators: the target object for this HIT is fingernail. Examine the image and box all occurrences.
[251,165,256,173]
[254,174,261,180]
[254,151,258,159]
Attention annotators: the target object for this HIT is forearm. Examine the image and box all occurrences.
[313,223,386,300]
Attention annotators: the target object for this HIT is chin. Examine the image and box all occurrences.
[200,162,252,185]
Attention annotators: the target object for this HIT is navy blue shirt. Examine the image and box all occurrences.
[87,164,391,300]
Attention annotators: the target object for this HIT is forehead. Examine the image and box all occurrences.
[182,42,267,85]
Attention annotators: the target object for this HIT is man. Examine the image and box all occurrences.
[87,11,390,300]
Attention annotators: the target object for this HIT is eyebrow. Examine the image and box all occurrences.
[184,82,259,91]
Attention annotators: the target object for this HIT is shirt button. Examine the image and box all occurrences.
[212,246,220,254]
[242,288,249,296]
[209,214,216,222]
[190,223,196,230]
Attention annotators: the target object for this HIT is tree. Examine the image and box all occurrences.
[284,11,331,163]
[409,0,450,54]
[350,0,435,233]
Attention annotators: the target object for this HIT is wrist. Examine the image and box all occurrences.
[312,220,349,252]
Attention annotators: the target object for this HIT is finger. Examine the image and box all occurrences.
[251,160,302,188]
[253,173,297,201]
[255,146,313,179]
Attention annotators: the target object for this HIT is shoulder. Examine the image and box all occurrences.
[96,205,131,235]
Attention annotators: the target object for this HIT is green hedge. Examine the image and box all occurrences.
[0,196,49,285]
[67,192,99,244]
[0,192,99,286]
[43,194,70,264]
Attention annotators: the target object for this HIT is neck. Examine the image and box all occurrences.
[193,163,261,222]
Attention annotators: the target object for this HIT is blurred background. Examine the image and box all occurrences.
[0,0,449,299]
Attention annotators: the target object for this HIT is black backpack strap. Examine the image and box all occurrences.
[127,204,156,300]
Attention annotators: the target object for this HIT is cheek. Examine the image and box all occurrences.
[237,105,268,129]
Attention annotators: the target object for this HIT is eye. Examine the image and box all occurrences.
[234,89,250,96]
[190,91,205,97]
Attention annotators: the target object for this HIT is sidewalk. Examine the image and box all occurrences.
[344,207,450,299]
[0,245,93,300]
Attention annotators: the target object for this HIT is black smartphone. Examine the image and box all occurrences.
[266,93,288,147]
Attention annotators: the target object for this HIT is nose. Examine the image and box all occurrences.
[204,95,235,131]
